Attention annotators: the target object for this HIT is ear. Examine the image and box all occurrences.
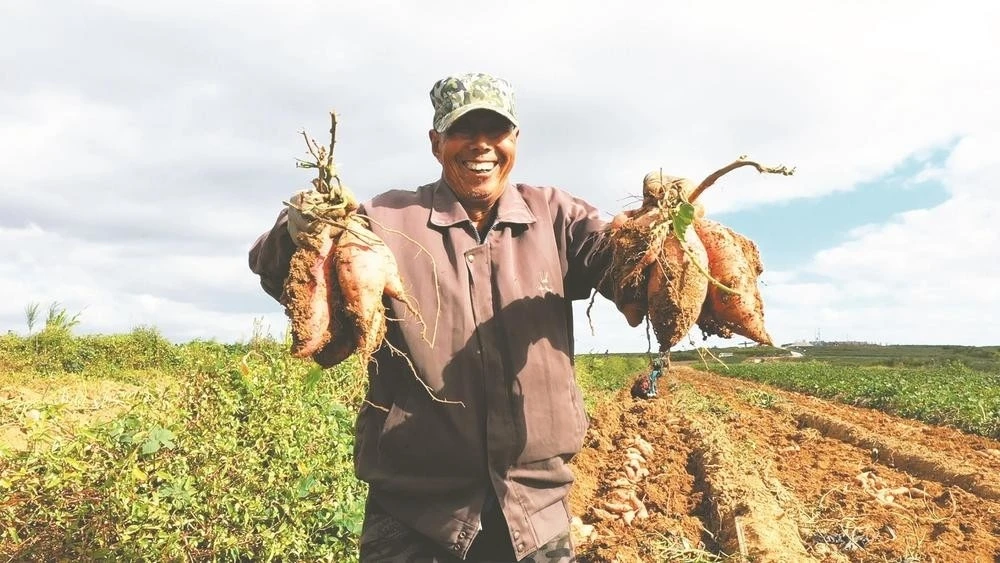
[429,129,443,163]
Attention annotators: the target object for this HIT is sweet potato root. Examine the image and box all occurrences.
[602,172,711,351]
[684,156,792,346]
[695,218,773,345]
[282,112,419,366]
[285,222,341,357]
[311,308,358,368]
[335,214,419,361]
[647,224,710,351]
[600,157,792,352]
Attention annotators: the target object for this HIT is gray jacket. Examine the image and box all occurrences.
[249,179,626,559]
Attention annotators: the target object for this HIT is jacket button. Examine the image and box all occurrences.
[467,254,475,263]
[517,543,525,551]
[512,531,520,540]
[453,544,461,551]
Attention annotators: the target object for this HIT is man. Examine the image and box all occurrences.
[647,358,663,398]
[629,357,662,400]
[249,73,648,562]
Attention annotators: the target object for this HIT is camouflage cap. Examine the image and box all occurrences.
[429,72,519,133]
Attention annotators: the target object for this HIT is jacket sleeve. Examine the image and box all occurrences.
[557,191,640,309]
[248,208,297,303]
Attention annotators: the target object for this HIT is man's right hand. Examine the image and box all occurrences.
[609,209,653,328]
[286,189,312,245]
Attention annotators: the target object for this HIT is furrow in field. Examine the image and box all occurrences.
[570,388,709,562]
[671,366,1000,562]
[673,381,817,563]
[795,410,1000,501]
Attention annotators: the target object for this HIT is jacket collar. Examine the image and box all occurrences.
[429,178,536,229]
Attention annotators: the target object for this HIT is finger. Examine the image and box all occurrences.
[292,188,310,203]
[287,215,302,242]
[609,207,650,230]
[609,212,630,230]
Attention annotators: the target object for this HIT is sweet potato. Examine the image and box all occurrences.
[695,218,773,345]
[599,157,793,353]
[311,310,358,368]
[285,215,362,362]
[283,112,423,368]
[335,214,418,361]
[646,224,710,351]
[683,156,792,346]
[285,223,339,358]
[602,172,710,351]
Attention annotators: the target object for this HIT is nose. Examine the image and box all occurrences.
[468,131,491,146]
[465,132,492,152]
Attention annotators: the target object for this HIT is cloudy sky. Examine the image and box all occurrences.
[2,1,998,353]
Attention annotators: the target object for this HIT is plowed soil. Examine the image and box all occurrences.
[568,367,1000,563]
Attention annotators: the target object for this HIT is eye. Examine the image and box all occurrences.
[486,124,513,137]
[446,118,513,140]
[446,124,475,138]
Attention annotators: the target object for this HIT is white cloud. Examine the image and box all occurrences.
[2,0,999,351]
[746,133,1000,346]
[0,223,279,342]
[0,92,141,185]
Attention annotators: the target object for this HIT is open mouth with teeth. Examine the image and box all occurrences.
[463,160,497,173]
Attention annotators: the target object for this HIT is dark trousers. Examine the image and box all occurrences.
[359,497,575,563]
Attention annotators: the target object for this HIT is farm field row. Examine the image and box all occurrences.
[570,366,1000,562]
[3,337,999,561]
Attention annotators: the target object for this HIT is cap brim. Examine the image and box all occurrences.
[435,103,519,133]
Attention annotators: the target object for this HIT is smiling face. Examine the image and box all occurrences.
[429,109,519,213]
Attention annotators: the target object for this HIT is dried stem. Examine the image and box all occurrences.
[296,111,347,197]
[327,112,344,193]
[300,130,321,163]
[328,111,338,164]
[689,155,795,203]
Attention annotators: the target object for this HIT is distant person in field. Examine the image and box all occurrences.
[249,72,656,562]
[630,357,664,400]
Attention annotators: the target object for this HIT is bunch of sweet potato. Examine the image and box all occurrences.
[282,113,417,367]
[605,156,794,352]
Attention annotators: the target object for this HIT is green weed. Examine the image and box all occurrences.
[1,318,368,561]
[739,389,778,409]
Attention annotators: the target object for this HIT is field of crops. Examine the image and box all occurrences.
[1,325,369,561]
[699,360,1000,439]
[2,317,999,561]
